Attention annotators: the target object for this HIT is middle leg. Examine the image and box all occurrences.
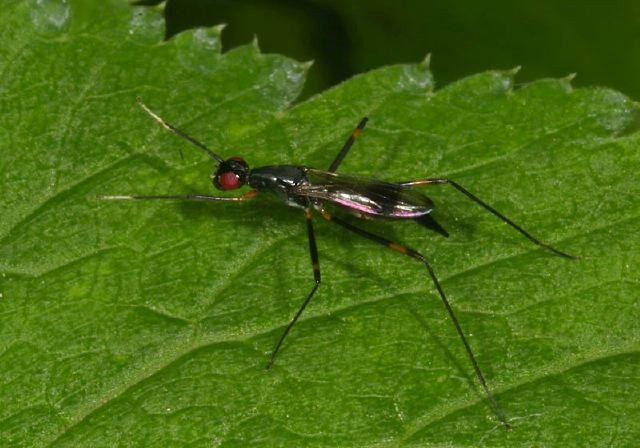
[266,206,322,369]
[328,117,369,172]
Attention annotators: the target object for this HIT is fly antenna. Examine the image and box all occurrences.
[136,97,225,163]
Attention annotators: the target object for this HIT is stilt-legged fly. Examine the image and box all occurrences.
[100,98,577,430]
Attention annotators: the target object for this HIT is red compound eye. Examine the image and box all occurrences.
[219,171,240,190]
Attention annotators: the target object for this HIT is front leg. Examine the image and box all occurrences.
[98,190,258,201]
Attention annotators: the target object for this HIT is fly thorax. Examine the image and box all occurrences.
[248,165,308,208]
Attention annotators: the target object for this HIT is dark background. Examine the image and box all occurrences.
[140,0,640,101]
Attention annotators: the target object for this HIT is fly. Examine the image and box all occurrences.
[100,98,577,430]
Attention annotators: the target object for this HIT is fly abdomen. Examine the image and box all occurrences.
[293,168,434,219]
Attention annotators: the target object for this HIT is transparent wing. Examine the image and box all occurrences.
[294,168,433,218]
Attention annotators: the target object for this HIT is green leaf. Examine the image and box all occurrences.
[1,1,639,446]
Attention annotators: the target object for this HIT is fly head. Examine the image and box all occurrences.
[212,156,250,190]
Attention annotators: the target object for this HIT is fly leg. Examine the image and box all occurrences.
[98,190,258,201]
[399,178,576,259]
[328,117,369,172]
[266,206,321,369]
[319,209,511,430]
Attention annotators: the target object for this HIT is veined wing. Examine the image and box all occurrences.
[294,168,433,218]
